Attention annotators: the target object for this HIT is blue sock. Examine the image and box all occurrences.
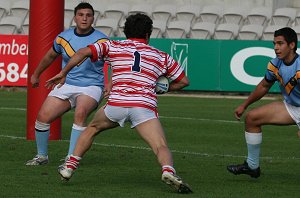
[245,132,262,169]
[68,124,85,156]
[35,130,50,156]
[246,143,261,169]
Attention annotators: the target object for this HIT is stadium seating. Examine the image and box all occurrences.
[64,16,73,30]
[0,0,11,15]
[237,24,264,40]
[128,3,153,16]
[189,22,216,39]
[245,6,272,26]
[152,4,176,23]
[261,25,284,40]
[295,11,300,26]
[293,25,300,40]
[0,7,5,21]
[21,15,29,34]
[213,23,240,40]
[10,0,29,23]
[197,5,223,24]
[152,19,167,38]
[94,17,119,37]
[270,7,297,26]
[174,4,201,23]
[116,18,126,37]
[0,16,23,34]
[222,6,247,25]
[90,0,105,20]
[4,0,300,41]
[102,3,129,24]
[165,20,191,38]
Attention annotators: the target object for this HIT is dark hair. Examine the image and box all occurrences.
[124,13,153,39]
[74,2,94,16]
[274,27,298,52]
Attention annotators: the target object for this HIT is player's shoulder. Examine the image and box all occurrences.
[269,57,281,67]
[295,53,300,66]
[146,43,168,57]
[56,28,75,40]
[92,29,109,39]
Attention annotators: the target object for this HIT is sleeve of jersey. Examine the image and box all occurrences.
[88,42,109,62]
[265,60,278,83]
[165,54,185,82]
[53,36,62,54]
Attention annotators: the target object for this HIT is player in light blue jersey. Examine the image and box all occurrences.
[227,27,300,178]
[26,2,109,166]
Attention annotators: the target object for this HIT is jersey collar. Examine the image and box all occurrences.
[128,38,148,44]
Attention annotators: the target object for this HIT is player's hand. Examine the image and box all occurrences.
[45,72,66,89]
[103,83,112,99]
[234,105,246,121]
[30,74,40,88]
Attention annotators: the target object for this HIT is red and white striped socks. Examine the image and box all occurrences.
[162,165,176,175]
[66,155,81,170]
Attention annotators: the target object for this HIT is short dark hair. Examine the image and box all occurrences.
[124,13,153,39]
[74,2,94,16]
[274,27,298,52]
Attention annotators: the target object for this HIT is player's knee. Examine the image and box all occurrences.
[74,109,89,123]
[36,111,51,123]
[245,111,260,127]
[35,120,50,131]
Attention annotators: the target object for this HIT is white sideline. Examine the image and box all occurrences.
[1,134,300,160]
[0,106,240,124]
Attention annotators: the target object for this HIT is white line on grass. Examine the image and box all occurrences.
[160,116,240,124]
[0,107,26,111]
[5,106,296,127]
[1,134,300,160]
[0,107,240,124]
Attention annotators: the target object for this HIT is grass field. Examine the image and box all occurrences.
[1,90,300,197]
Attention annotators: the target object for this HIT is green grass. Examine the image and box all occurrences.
[1,90,300,197]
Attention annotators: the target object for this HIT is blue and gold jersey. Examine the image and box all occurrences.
[265,54,300,106]
[53,28,108,87]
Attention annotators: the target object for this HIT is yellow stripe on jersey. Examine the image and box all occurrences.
[267,62,284,85]
[296,70,300,79]
[286,71,300,95]
[285,80,294,94]
[56,36,76,57]
[268,62,300,95]
[96,38,108,44]
[56,37,108,66]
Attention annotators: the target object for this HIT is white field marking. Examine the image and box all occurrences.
[0,106,240,124]
[5,106,295,129]
[0,107,26,111]
[160,116,240,124]
[1,106,297,126]
[161,93,279,100]
[1,134,300,160]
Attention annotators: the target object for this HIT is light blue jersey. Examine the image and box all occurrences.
[265,54,300,106]
[53,28,108,87]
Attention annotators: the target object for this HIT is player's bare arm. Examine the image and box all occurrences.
[45,47,92,88]
[31,48,59,88]
[169,76,189,91]
[234,78,274,120]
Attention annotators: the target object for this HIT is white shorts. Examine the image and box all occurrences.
[284,100,300,128]
[104,105,158,128]
[49,83,103,108]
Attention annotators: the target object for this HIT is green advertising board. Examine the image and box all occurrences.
[149,39,280,93]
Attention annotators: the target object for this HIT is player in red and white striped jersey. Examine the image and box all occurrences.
[47,13,192,193]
